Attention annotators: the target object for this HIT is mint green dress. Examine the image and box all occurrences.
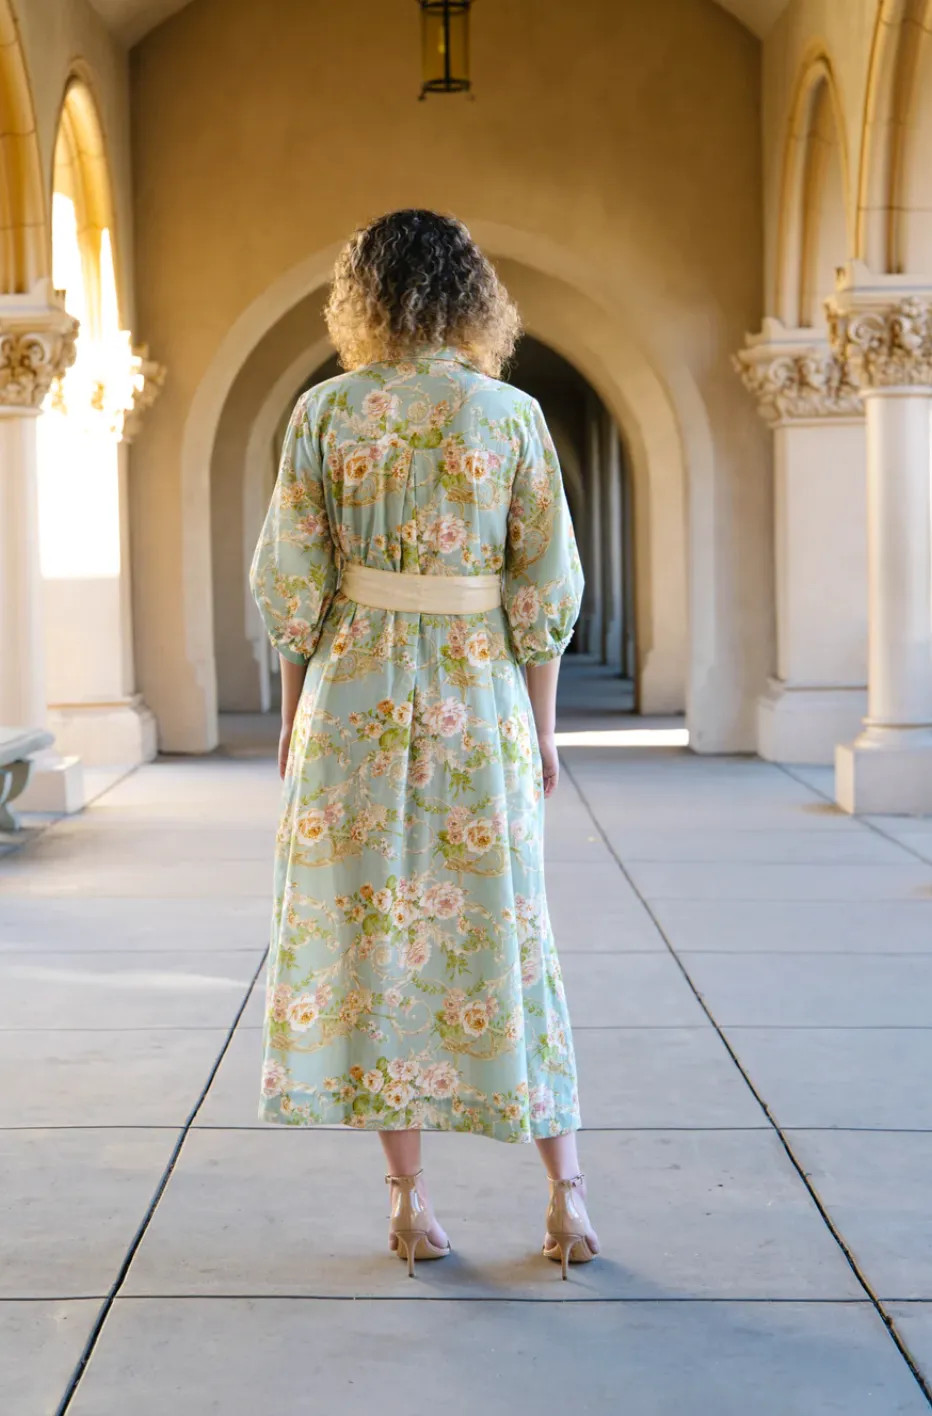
[250,349,584,1142]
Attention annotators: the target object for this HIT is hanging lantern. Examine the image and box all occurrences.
[419,0,471,99]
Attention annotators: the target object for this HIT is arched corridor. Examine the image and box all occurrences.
[6,2,932,1410]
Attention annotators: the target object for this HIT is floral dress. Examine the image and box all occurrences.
[250,348,584,1142]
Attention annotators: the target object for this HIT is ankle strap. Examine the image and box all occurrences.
[385,1168,424,1186]
[550,1172,585,1189]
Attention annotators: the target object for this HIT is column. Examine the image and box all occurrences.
[735,318,868,764]
[828,267,932,813]
[601,412,623,673]
[0,285,85,811]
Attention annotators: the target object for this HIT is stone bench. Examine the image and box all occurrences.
[0,727,54,831]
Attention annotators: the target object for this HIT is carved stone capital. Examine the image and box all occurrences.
[825,263,932,392]
[827,296,932,390]
[122,345,166,444]
[734,319,862,425]
[0,284,79,412]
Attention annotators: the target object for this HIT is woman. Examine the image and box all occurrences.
[250,209,599,1278]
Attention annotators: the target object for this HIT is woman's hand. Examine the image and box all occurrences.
[278,716,295,781]
[539,732,559,798]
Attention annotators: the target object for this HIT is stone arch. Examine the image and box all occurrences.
[776,49,851,326]
[183,226,707,748]
[0,0,47,292]
[857,0,932,273]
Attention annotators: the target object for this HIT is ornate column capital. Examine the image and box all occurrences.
[734,317,861,426]
[122,345,166,444]
[0,281,79,414]
[826,261,932,392]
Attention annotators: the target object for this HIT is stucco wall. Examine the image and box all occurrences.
[129,0,768,752]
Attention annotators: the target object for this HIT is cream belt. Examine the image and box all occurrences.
[340,563,501,614]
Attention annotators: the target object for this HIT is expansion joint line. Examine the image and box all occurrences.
[53,951,269,1416]
[563,757,932,1409]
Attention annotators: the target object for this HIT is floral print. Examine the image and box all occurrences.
[250,348,584,1141]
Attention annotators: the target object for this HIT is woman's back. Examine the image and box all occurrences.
[318,349,529,581]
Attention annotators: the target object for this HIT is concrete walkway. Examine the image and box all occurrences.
[3,716,932,1414]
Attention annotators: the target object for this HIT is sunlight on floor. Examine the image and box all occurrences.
[555,727,690,748]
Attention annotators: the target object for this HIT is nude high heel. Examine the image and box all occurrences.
[542,1172,598,1279]
[385,1169,451,1277]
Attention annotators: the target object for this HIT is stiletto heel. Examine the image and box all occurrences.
[385,1169,450,1277]
[542,1173,597,1280]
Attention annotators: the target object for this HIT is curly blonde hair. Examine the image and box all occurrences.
[324,210,520,377]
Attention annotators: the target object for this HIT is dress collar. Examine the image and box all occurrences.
[419,345,473,365]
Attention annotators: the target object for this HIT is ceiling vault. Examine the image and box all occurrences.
[89,0,791,48]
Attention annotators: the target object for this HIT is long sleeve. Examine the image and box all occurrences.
[249,391,338,665]
[502,398,584,665]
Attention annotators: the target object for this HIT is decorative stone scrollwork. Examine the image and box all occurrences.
[734,324,862,426]
[0,293,79,412]
[122,345,167,444]
[827,296,932,390]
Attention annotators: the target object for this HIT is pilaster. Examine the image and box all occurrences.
[734,318,867,765]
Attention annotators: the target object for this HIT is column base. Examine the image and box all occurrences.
[836,727,932,814]
[757,681,867,765]
[16,749,86,814]
[47,696,158,768]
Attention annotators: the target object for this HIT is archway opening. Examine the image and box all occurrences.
[34,78,148,765]
[211,331,635,730]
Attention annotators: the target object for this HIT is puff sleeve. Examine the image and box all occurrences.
[249,391,338,665]
[502,398,584,665]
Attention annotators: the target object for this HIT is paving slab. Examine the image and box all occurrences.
[68,1297,930,1416]
[569,763,852,832]
[867,817,932,837]
[545,861,664,950]
[682,953,932,1028]
[0,855,275,898]
[0,952,259,1030]
[783,765,837,796]
[873,831,932,864]
[603,827,908,863]
[0,897,271,953]
[0,1300,100,1416]
[543,822,615,864]
[124,1127,861,1300]
[0,1029,229,1128]
[0,1129,179,1298]
[648,899,932,953]
[625,861,932,902]
[20,822,278,864]
[195,1024,762,1131]
[887,1304,932,1393]
[787,1131,932,1300]
[724,1028,932,1130]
